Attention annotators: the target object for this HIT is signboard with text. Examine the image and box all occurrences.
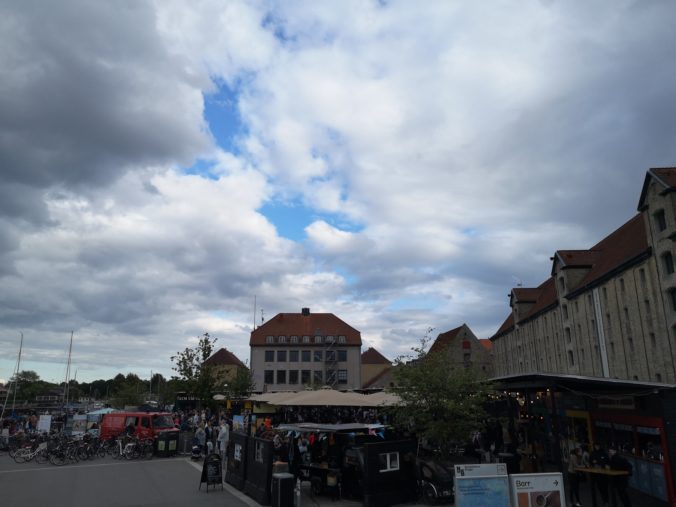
[455,463,508,478]
[456,475,510,507]
[510,472,566,507]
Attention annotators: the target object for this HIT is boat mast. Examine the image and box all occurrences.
[63,331,73,411]
[0,332,23,421]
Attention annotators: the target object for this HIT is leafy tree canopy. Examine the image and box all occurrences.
[388,330,493,457]
[171,332,218,407]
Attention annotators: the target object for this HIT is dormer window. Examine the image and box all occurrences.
[290,335,298,343]
[326,335,335,343]
[314,335,323,344]
[302,335,310,343]
[266,336,274,344]
[278,335,287,344]
[655,209,667,232]
[337,335,346,344]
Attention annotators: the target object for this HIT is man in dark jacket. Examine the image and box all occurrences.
[609,447,632,507]
[590,443,610,505]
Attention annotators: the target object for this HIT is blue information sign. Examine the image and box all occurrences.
[455,475,511,507]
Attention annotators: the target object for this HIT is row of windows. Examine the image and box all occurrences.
[265,335,347,344]
[263,369,348,385]
[264,349,348,362]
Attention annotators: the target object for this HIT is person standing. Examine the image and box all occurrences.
[609,447,632,507]
[195,424,206,457]
[568,447,584,507]
[590,442,610,506]
[218,420,229,462]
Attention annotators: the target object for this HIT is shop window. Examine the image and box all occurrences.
[289,350,299,362]
[338,350,347,362]
[277,350,287,362]
[265,350,274,362]
[654,209,667,232]
[289,370,299,384]
[277,370,286,384]
[301,370,311,384]
[264,370,274,384]
[379,452,399,472]
[663,252,675,275]
[301,350,311,362]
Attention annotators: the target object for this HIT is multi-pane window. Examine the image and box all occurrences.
[314,350,323,362]
[289,350,299,362]
[277,370,286,384]
[314,335,323,344]
[313,370,323,384]
[379,452,399,472]
[326,350,336,362]
[326,370,337,384]
[265,350,274,362]
[655,209,667,232]
[290,335,299,344]
[326,335,335,343]
[277,350,287,362]
[289,370,299,384]
[663,252,674,275]
[338,350,347,362]
[266,336,274,344]
[337,370,348,384]
[264,370,274,384]
[302,335,311,343]
[302,350,311,362]
[337,335,346,344]
[278,335,287,344]
[301,370,311,384]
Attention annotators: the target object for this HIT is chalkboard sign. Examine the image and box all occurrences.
[199,453,223,492]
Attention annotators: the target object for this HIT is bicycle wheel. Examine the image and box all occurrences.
[36,448,49,464]
[49,450,67,466]
[13,448,29,464]
[143,442,154,460]
[111,444,121,459]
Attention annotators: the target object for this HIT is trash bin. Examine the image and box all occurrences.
[156,431,179,457]
[271,472,294,507]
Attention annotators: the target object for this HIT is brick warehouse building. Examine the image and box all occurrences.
[249,307,362,392]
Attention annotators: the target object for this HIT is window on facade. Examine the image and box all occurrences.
[302,335,310,343]
[670,289,676,312]
[650,333,656,348]
[463,353,471,362]
[628,337,634,352]
[567,351,574,366]
[289,370,299,384]
[326,370,337,384]
[379,452,399,472]
[462,340,471,349]
[337,370,348,384]
[278,335,287,344]
[277,370,286,384]
[290,335,299,343]
[277,350,287,362]
[301,350,311,362]
[314,350,323,362]
[610,342,615,357]
[326,350,336,362]
[289,350,299,362]
[603,287,608,303]
[558,277,565,293]
[313,370,323,384]
[314,335,323,344]
[338,335,346,344]
[565,328,571,343]
[265,350,274,362]
[301,370,311,384]
[264,370,274,384]
[326,335,335,343]
[624,307,631,326]
[645,299,651,317]
[620,278,625,293]
[338,350,347,362]
[562,305,568,320]
[266,336,274,344]
[663,252,675,275]
[656,373,663,382]
[655,209,667,232]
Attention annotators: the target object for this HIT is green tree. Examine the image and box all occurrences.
[171,332,218,408]
[388,331,493,457]
[223,367,256,401]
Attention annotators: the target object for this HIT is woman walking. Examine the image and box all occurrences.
[568,447,584,507]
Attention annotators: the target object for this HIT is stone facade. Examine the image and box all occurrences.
[429,324,494,376]
[491,167,676,384]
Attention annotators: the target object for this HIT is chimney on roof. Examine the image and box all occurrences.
[301,307,310,316]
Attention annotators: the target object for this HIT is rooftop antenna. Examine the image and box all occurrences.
[511,275,523,287]
[253,295,257,330]
[260,309,265,325]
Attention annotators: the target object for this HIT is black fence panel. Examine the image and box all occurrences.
[362,439,417,507]
[225,432,249,490]
[243,437,275,505]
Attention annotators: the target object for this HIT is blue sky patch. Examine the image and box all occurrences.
[204,82,244,154]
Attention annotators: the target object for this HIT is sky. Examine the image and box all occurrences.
[2,0,676,384]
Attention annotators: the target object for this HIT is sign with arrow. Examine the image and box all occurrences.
[509,472,566,507]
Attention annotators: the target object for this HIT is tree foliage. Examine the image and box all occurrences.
[224,366,256,401]
[170,332,218,407]
[388,331,493,457]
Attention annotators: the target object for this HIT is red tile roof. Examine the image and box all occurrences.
[522,277,558,320]
[492,313,514,340]
[428,325,463,355]
[361,347,391,364]
[479,339,493,352]
[203,348,247,368]
[511,287,541,303]
[250,311,361,346]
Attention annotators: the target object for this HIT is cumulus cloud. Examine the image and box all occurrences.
[2,0,676,380]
